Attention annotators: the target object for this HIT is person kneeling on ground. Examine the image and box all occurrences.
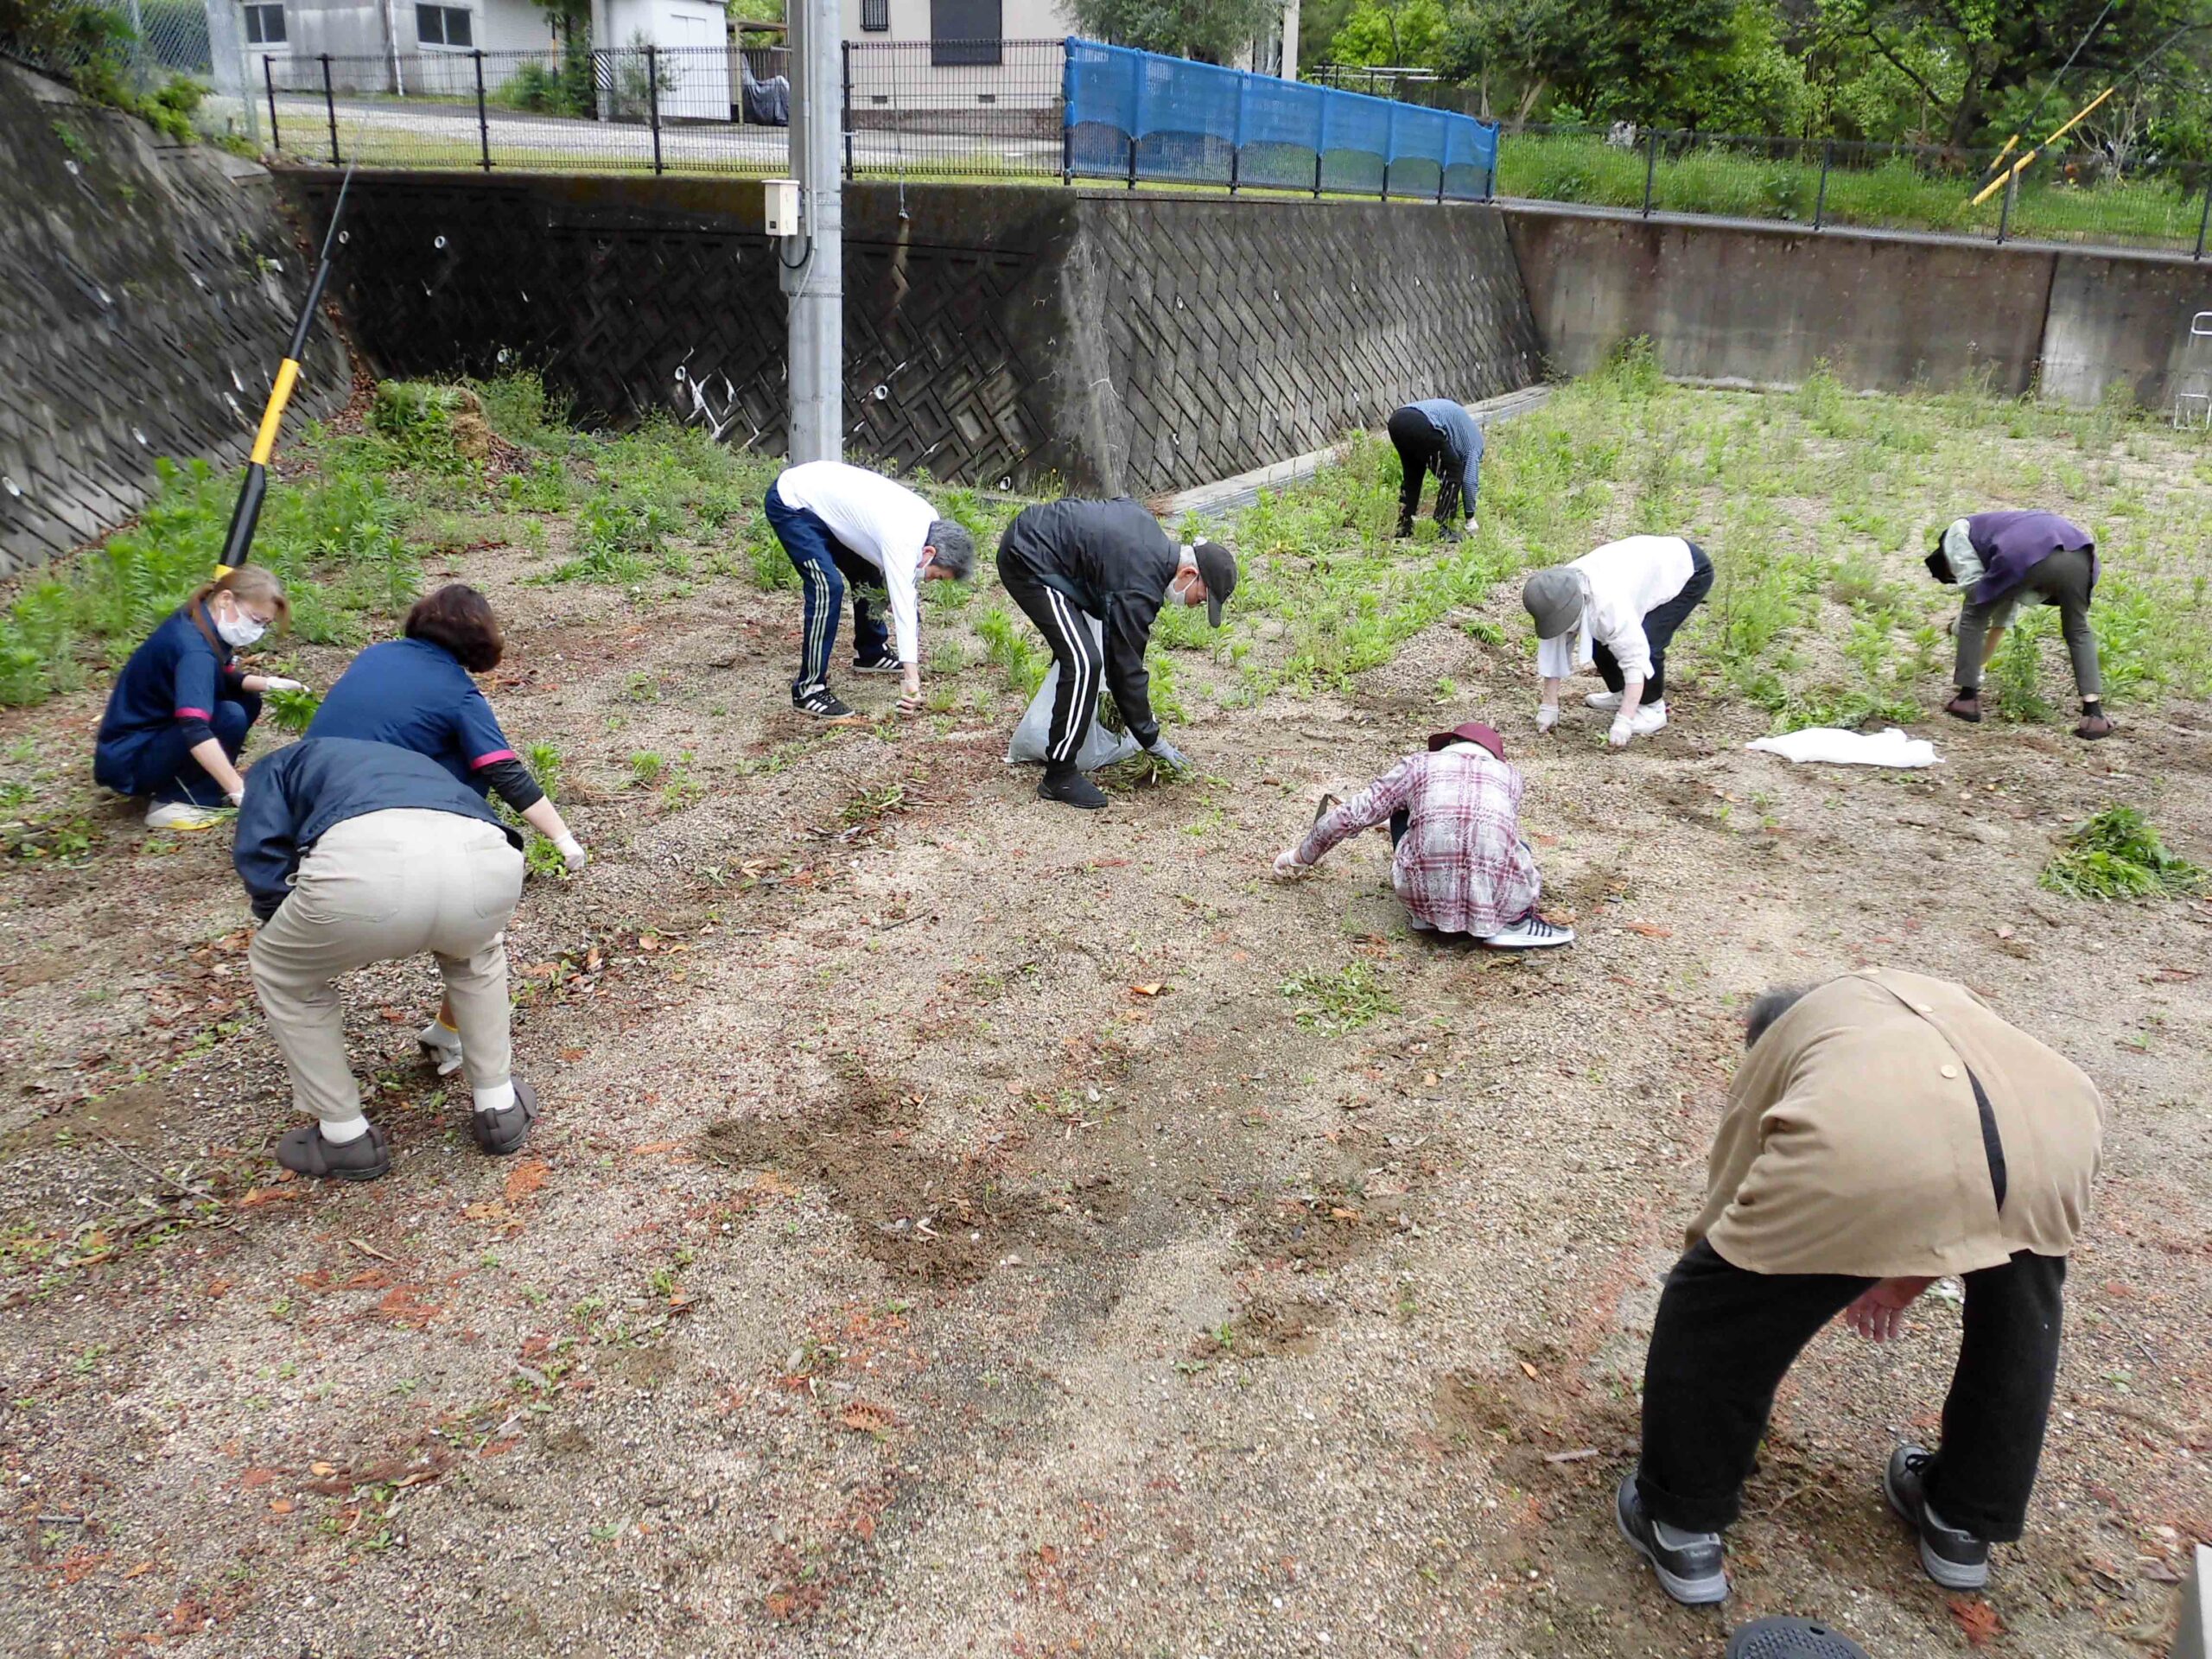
[94,567,307,831]
[1928,511,2110,740]
[1271,720,1572,949]
[1522,535,1713,749]
[996,498,1236,810]
[235,737,541,1182]
[1387,398,1484,540]
[764,460,976,720]
[1616,968,2102,1607]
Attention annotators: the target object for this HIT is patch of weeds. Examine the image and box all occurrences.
[658,753,703,814]
[1988,618,2055,724]
[1280,961,1398,1033]
[976,606,1046,698]
[264,685,323,734]
[2039,807,2205,900]
[628,750,665,786]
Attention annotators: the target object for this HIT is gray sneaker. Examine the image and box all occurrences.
[1884,1444,1992,1590]
[1616,1473,1729,1605]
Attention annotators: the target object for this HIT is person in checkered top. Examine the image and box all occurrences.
[1271,721,1572,949]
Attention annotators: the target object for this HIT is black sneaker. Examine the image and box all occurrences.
[793,685,854,719]
[1616,1473,1729,1605]
[1884,1444,1991,1590]
[851,650,902,675]
[1726,1617,1870,1659]
[1039,766,1109,810]
[276,1122,392,1182]
[468,1077,540,1156]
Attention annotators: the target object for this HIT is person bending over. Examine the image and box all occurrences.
[1272,720,1571,949]
[1929,511,2109,740]
[308,583,585,1078]
[236,738,543,1182]
[94,567,305,831]
[996,498,1236,810]
[1522,534,1713,749]
[1616,969,2102,1606]
[765,460,975,719]
[1386,398,1485,540]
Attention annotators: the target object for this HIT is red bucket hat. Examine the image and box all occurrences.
[1427,721,1505,762]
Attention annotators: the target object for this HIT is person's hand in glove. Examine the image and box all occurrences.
[1145,737,1191,772]
[226,788,245,808]
[1272,849,1313,880]
[1536,704,1559,734]
[263,677,309,693]
[1608,715,1634,749]
[556,834,589,872]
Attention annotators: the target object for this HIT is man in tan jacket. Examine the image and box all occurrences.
[1616,968,2103,1606]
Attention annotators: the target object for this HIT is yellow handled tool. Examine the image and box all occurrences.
[1970,86,2114,207]
[217,163,355,574]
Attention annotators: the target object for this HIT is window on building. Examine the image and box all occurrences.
[416,3,472,47]
[929,0,999,65]
[860,0,888,30]
[242,2,286,44]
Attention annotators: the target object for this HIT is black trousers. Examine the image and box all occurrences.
[1388,406,1464,534]
[1637,1240,2066,1541]
[997,551,1100,770]
[1592,543,1713,703]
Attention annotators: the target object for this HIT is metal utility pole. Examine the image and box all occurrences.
[780,0,843,465]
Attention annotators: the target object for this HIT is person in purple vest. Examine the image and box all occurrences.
[1929,512,2109,741]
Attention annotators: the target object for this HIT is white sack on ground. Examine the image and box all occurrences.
[1746,727,1939,768]
[1005,613,1141,772]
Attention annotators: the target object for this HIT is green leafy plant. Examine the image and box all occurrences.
[1280,961,1398,1033]
[264,685,322,733]
[2039,808,2206,900]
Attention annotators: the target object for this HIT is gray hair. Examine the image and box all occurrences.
[1744,984,1812,1050]
[926,519,976,580]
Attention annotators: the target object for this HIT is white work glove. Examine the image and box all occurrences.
[556,834,589,872]
[1535,704,1559,734]
[263,677,308,693]
[226,788,245,808]
[1608,715,1634,749]
[1145,737,1192,771]
[1272,849,1312,880]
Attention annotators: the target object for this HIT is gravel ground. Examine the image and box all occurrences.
[0,498,2207,1659]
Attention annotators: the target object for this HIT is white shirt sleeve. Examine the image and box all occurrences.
[884,551,921,667]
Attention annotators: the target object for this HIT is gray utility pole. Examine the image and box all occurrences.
[779,0,843,465]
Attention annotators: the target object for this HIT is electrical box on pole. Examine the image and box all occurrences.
[779,0,843,466]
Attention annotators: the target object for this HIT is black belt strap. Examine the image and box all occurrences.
[1966,1066,2009,1212]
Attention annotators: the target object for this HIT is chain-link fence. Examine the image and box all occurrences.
[2,0,263,147]
[1501,124,2212,256]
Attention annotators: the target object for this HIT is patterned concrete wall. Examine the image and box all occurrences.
[276,173,1543,497]
[0,65,349,576]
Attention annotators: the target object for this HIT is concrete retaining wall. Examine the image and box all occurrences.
[276,173,1545,497]
[0,65,350,577]
[1500,203,2212,410]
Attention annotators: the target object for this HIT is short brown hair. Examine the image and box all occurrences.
[189,566,291,632]
[404,583,504,672]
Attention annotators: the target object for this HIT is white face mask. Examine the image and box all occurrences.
[214,601,265,650]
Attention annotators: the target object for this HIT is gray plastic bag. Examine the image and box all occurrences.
[1005,613,1141,772]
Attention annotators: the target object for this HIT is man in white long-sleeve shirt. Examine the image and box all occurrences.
[764,461,976,719]
[1522,535,1713,749]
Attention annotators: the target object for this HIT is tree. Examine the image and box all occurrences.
[1329,0,1452,68]
[1065,0,1287,63]
[1812,0,2209,148]
[1444,0,1746,124]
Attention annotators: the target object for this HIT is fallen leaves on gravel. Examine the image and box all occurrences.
[505,1159,549,1202]
[1948,1597,2002,1646]
[1130,983,1166,997]
[840,1402,897,1434]
[1621,922,1673,939]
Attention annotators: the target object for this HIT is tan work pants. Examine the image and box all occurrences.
[248,808,524,1123]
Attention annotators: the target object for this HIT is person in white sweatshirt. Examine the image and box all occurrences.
[1522,535,1713,748]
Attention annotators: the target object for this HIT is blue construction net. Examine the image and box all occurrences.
[1064,38,1497,200]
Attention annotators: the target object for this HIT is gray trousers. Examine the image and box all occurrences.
[249,809,524,1124]
[1955,548,2102,700]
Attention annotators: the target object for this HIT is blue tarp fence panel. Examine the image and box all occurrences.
[1063,37,1498,200]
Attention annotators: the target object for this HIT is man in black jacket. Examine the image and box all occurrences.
[235,737,541,1182]
[995,499,1236,810]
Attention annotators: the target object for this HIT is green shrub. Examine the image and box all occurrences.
[2039,807,2206,900]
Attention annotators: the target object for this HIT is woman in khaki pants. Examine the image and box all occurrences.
[234,735,539,1181]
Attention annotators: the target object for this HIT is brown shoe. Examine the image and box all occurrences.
[1943,692,1982,724]
[2075,712,2113,741]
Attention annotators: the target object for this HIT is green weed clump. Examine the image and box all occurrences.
[2039,807,2206,900]
[1281,961,1398,1033]
[264,686,322,733]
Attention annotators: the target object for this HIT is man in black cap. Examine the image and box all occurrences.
[995,499,1236,810]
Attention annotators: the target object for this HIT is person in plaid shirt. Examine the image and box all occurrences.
[1271,721,1572,949]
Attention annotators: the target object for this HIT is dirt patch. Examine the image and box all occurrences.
[1434,1364,1637,1484]
[1236,1179,1413,1273]
[1192,1292,1338,1360]
[4,1080,178,1154]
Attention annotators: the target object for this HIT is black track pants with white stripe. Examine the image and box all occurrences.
[998,559,1102,768]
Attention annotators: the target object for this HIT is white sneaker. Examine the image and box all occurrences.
[1482,914,1575,950]
[1586,690,1623,713]
[1630,701,1669,736]
[418,1020,465,1077]
[145,801,226,831]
